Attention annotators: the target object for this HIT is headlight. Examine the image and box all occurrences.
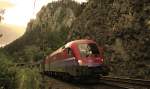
[78,60,82,64]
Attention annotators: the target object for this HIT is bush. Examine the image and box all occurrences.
[0,50,16,89]
[15,68,42,89]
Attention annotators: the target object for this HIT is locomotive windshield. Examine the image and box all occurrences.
[78,43,100,57]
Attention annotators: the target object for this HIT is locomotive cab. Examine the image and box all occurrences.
[71,40,109,76]
[77,43,103,66]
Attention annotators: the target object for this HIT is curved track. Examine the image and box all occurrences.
[14,63,150,89]
[100,76,150,89]
[41,73,150,89]
[40,75,124,89]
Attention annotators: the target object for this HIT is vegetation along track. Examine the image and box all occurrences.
[100,76,150,89]
[14,63,150,89]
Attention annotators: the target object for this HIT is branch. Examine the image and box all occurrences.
[0,9,5,15]
[0,9,5,22]
[0,34,3,38]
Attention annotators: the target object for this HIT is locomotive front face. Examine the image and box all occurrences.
[71,42,109,76]
[77,43,103,67]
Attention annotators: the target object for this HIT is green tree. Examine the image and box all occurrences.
[23,45,39,63]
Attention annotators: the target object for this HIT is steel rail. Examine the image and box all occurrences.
[100,76,150,89]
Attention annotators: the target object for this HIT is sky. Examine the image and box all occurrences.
[1,0,87,27]
[0,0,87,46]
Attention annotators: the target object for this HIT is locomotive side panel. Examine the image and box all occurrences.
[62,46,79,76]
[47,46,79,76]
[49,49,67,72]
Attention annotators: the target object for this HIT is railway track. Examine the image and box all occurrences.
[40,75,125,89]
[100,76,150,89]
[41,73,150,89]
[14,63,150,89]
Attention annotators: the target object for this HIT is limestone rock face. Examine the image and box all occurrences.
[50,7,76,31]
[26,1,82,33]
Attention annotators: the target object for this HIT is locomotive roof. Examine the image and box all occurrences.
[50,39,96,57]
[65,39,96,47]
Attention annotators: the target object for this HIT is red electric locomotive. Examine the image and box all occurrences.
[43,39,109,77]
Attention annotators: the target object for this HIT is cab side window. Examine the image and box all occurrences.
[66,48,74,57]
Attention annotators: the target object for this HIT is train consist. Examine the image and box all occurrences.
[42,39,109,78]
